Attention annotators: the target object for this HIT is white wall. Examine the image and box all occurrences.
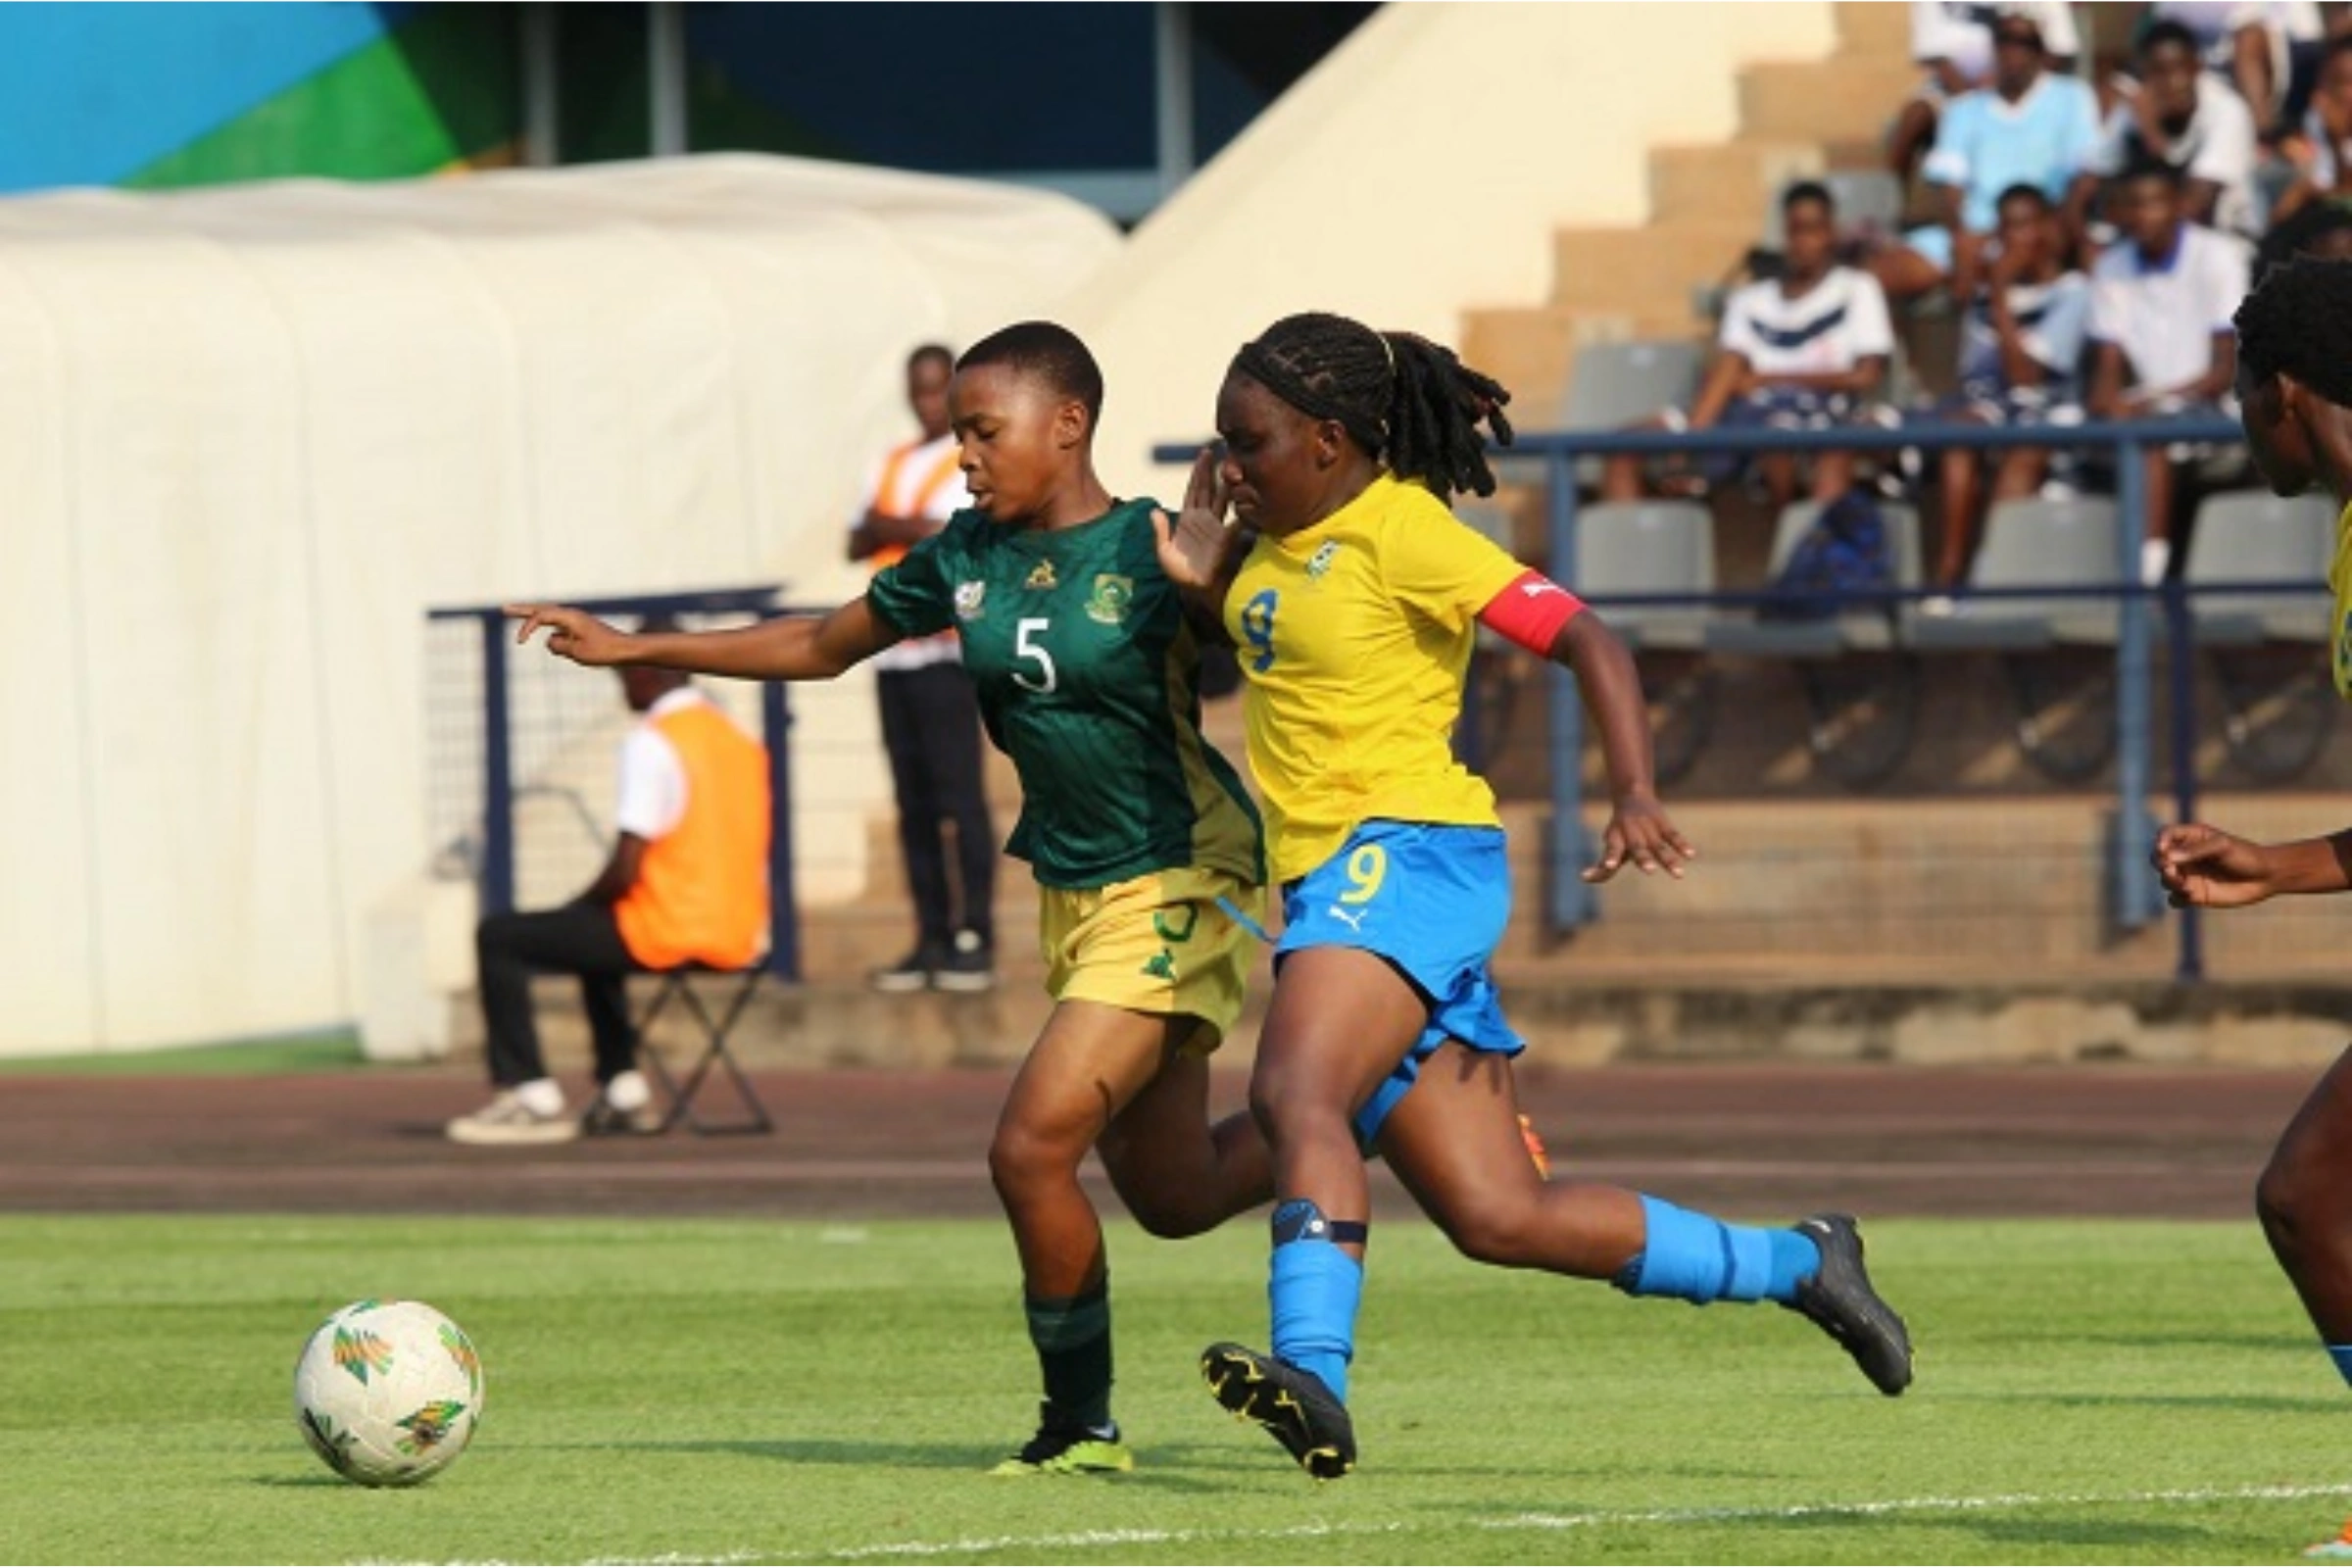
[0,156,1118,1054]
[1069,1,1838,502]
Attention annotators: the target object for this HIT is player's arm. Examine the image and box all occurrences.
[1477,570,1694,882]
[506,599,899,681]
[2154,822,2352,908]
[1153,446,1251,620]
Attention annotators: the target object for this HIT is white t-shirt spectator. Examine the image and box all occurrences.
[1911,2,2082,87]
[614,687,712,841]
[2086,220,2251,392]
[1925,71,2104,231]
[1958,270,2091,398]
[1718,267,1896,376]
[2084,78,2261,236]
[2154,1,2323,98]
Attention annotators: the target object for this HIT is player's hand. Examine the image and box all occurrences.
[1152,447,1237,590]
[2152,822,2277,909]
[1585,789,1695,883]
[504,604,630,666]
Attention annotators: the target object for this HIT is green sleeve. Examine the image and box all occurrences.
[865,522,959,638]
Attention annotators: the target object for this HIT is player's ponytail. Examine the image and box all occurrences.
[1232,312,1514,502]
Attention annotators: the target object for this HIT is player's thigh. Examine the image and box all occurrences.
[1255,945,1429,1119]
[1376,1043,1543,1217]
[2272,1046,2352,1190]
[996,1000,1194,1163]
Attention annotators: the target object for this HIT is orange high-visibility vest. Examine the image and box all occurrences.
[614,703,772,970]
[865,439,965,570]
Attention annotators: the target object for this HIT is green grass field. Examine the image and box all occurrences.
[2,1214,2345,1565]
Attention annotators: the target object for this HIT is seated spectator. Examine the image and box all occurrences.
[1889,1,2082,182]
[2084,158,2251,585]
[446,631,773,1146]
[2152,0,2328,137]
[2073,19,2262,245]
[1929,183,2091,598]
[1600,181,1893,513]
[2270,33,2352,222]
[1873,5,2100,305]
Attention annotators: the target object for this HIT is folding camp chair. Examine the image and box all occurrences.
[633,963,774,1135]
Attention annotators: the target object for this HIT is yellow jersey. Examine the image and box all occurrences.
[1224,473,1528,883]
[2331,499,2352,699]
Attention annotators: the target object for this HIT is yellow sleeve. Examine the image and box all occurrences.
[1378,494,1528,632]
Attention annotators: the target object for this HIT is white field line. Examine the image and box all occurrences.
[814,1480,2352,1562]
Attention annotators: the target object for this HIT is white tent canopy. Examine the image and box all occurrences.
[0,153,1119,1054]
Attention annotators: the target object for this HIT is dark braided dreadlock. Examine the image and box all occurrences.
[2233,256,2352,410]
[1232,312,1515,501]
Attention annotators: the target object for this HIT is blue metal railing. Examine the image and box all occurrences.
[426,585,805,980]
[1153,414,2322,981]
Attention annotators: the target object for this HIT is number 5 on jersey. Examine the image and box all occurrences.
[1012,616,1057,693]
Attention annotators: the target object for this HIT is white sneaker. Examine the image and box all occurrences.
[446,1089,579,1147]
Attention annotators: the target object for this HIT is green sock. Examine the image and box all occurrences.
[1025,1278,1113,1432]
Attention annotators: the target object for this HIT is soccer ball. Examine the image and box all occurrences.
[292,1299,484,1487]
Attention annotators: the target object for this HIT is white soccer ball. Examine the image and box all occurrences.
[292,1298,484,1487]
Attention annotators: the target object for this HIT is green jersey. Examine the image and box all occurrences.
[866,499,1264,891]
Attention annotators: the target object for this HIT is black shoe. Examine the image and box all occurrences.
[933,930,996,994]
[868,943,942,995]
[1785,1213,1913,1396]
[986,1407,1134,1475]
[1200,1342,1355,1479]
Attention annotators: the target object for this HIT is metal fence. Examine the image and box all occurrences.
[1156,415,2341,982]
[424,586,804,979]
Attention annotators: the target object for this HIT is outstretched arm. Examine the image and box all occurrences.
[505,598,899,681]
[2153,822,2352,908]
[1549,610,1696,883]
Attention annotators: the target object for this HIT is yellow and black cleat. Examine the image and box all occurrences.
[1200,1342,1355,1480]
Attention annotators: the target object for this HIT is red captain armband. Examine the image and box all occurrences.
[1477,569,1586,656]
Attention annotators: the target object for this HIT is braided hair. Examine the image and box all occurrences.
[1231,312,1515,501]
[2234,255,2352,409]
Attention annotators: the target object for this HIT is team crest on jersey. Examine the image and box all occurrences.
[1024,560,1058,591]
[954,580,987,621]
[1085,573,1134,625]
[1306,541,1341,579]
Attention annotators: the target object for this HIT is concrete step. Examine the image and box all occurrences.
[1739,55,1923,144]
[1648,140,1826,230]
[1549,222,1755,317]
[1835,0,1913,59]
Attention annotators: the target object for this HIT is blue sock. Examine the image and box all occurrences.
[1268,1200,1363,1404]
[1613,1195,1822,1305]
[2327,1346,2352,1388]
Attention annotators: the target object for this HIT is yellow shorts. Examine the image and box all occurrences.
[1038,866,1266,1054]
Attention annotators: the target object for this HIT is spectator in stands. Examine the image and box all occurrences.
[2085,157,2251,585]
[2152,0,2328,138]
[1929,183,2091,600]
[847,343,998,996]
[1887,1,2082,182]
[1600,181,1894,512]
[2073,19,2262,244]
[447,628,772,1146]
[2270,33,2352,223]
[1873,5,2100,305]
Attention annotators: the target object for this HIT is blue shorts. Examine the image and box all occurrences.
[1275,820,1525,1151]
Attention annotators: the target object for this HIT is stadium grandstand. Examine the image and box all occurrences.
[5,0,2351,1076]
